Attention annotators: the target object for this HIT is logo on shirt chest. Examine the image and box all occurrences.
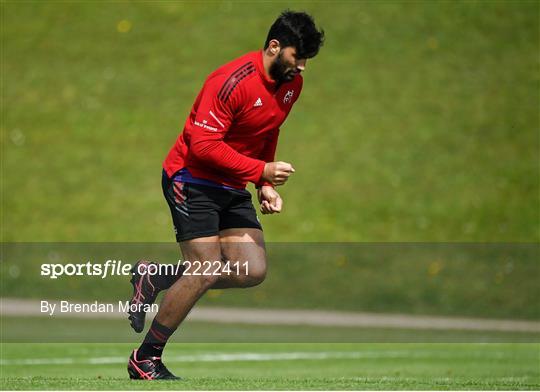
[283,89,295,104]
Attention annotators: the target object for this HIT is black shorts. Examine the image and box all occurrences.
[162,171,262,242]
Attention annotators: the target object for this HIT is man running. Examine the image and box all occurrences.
[127,10,324,380]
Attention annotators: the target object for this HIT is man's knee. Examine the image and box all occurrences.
[242,262,266,287]
[248,268,266,287]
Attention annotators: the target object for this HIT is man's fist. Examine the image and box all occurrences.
[258,186,283,214]
[261,161,295,186]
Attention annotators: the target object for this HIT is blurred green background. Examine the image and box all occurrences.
[2,0,538,243]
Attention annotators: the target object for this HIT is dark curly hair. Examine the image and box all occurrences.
[264,10,325,59]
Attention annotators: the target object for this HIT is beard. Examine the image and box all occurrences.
[269,51,296,83]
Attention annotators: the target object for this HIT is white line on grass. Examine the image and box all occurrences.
[0,352,364,366]
[0,350,512,366]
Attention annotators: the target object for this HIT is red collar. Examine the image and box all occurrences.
[254,50,277,91]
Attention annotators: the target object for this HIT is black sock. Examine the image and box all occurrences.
[138,319,176,359]
[148,262,185,291]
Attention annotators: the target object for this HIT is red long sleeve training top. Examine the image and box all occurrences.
[163,50,303,189]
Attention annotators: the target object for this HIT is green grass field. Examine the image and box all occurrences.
[1,343,539,390]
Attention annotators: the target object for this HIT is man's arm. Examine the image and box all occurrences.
[255,127,296,214]
[255,128,280,188]
[187,74,266,184]
[188,76,294,186]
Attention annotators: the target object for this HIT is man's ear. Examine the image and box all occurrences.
[267,39,280,55]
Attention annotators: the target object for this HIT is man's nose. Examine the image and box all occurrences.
[296,60,306,72]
